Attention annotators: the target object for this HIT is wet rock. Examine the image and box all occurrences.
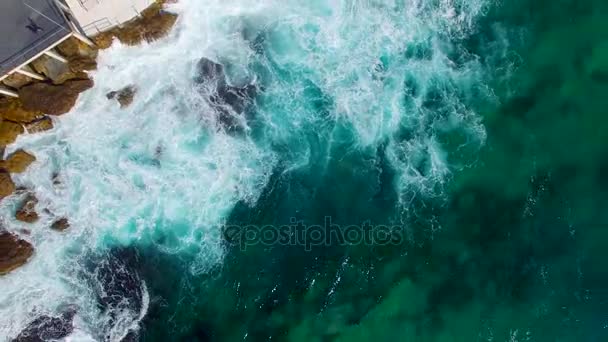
[94,3,178,49]
[84,248,145,339]
[0,149,36,173]
[25,117,54,134]
[16,194,39,223]
[0,171,16,199]
[195,58,226,86]
[2,73,33,89]
[0,231,33,275]
[0,120,24,146]
[107,86,137,108]
[51,218,70,232]
[51,172,62,186]
[0,98,43,123]
[12,309,76,342]
[194,58,258,130]
[19,78,94,115]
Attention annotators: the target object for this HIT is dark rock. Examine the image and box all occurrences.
[19,79,94,115]
[51,218,70,231]
[12,309,76,342]
[107,86,136,108]
[84,248,145,340]
[194,58,258,131]
[0,231,34,275]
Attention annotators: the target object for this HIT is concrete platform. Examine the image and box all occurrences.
[64,0,155,35]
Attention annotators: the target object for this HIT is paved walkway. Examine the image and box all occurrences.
[65,0,155,35]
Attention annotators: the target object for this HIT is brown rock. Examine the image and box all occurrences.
[31,55,80,85]
[51,218,70,231]
[1,73,33,89]
[68,55,97,72]
[15,194,39,223]
[0,97,43,123]
[57,36,98,59]
[107,86,136,108]
[25,116,54,133]
[0,120,24,146]
[93,3,178,49]
[19,78,94,115]
[0,172,15,199]
[0,149,36,173]
[0,232,33,275]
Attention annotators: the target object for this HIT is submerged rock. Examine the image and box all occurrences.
[107,86,137,108]
[194,58,258,130]
[19,78,94,115]
[12,309,76,342]
[0,171,16,199]
[83,248,146,339]
[50,218,70,232]
[15,194,39,223]
[0,231,33,275]
[0,149,36,173]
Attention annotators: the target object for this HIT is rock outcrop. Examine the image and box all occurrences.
[107,86,137,108]
[194,58,258,130]
[31,55,86,85]
[24,117,54,133]
[0,149,36,173]
[94,2,178,49]
[0,172,15,199]
[1,73,33,89]
[57,36,98,60]
[0,98,42,123]
[19,79,94,115]
[16,194,39,223]
[0,121,24,146]
[0,232,33,275]
[51,218,70,232]
[12,309,76,342]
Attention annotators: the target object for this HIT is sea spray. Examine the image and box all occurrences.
[0,0,494,339]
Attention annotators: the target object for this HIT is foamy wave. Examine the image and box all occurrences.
[0,0,492,339]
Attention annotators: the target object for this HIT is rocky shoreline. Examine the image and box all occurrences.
[0,1,177,277]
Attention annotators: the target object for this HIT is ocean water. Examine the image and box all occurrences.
[1,0,607,341]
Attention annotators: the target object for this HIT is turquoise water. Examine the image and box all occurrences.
[1,0,607,341]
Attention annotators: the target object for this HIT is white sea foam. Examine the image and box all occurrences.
[0,0,490,339]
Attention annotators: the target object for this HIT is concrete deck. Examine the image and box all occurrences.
[65,0,155,35]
